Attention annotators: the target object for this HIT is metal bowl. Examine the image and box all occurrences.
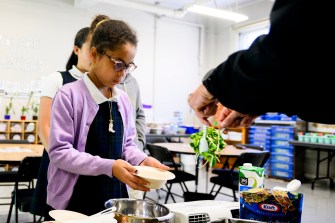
[105,198,174,223]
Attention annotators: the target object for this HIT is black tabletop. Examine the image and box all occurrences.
[289,140,335,150]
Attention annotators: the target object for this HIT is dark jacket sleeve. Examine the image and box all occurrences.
[202,0,335,124]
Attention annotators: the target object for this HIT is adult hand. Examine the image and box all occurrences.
[218,107,258,128]
[188,84,218,126]
[112,159,151,192]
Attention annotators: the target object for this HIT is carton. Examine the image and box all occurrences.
[239,163,265,192]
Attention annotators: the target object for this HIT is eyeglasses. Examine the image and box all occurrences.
[101,51,137,73]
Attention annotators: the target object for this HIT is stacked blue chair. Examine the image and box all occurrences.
[270,125,295,180]
[248,126,271,174]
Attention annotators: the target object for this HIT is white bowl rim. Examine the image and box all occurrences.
[134,166,175,180]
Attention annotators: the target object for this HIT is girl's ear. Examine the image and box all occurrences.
[89,47,97,61]
[89,47,98,71]
[73,46,80,56]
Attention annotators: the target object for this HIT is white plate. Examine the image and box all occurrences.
[27,134,35,142]
[12,134,21,140]
[49,207,117,223]
[26,122,35,132]
[134,166,175,189]
[49,210,88,223]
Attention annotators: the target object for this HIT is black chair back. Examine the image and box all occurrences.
[232,151,270,170]
[15,156,42,184]
[210,151,270,201]
[145,144,179,169]
[0,143,33,206]
[144,143,196,203]
[7,156,42,223]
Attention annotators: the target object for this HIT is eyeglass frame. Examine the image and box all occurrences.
[100,51,137,73]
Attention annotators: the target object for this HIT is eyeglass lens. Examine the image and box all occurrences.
[114,62,136,73]
[101,51,136,73]
[114,62,125,72]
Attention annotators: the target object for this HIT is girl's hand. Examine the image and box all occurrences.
[140,157,170,171]
[112,159,151,192]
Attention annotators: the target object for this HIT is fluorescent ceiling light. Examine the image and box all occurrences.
[187,5,248,23]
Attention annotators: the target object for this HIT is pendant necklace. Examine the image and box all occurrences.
[108,89,115,133]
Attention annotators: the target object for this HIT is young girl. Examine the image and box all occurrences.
[46,18,168,215]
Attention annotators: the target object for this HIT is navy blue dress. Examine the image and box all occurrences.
[66,100,127,215]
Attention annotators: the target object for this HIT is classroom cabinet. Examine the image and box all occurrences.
[0,120,39,144]
[221,127,248,145]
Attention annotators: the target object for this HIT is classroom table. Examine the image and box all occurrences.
[289,140,335,189]
[0,144,44,167]
[153,142,261,192]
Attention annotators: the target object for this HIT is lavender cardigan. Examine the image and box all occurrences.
[47,77,147,209]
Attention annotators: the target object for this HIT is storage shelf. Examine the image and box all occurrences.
[0,119,39,144]
[247,122,307,181]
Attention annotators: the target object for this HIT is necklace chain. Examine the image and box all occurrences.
[108,94,115,133]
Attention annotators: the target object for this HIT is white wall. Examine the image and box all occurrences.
[0,0,202,123]
[201,0,273,73]
[153,18,202,124]
[0,0,273,123]
[0,1,91,81]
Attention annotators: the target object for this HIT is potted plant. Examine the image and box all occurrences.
[21,105,29,120]
[4,96,15,120]
[30,102,39,120]
[21,91,33,120]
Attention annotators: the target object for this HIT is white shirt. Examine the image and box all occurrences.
[40,65,84,98]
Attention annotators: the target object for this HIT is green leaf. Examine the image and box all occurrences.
[189,127,227,168]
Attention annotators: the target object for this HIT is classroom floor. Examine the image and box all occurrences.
[1,161,334,223]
